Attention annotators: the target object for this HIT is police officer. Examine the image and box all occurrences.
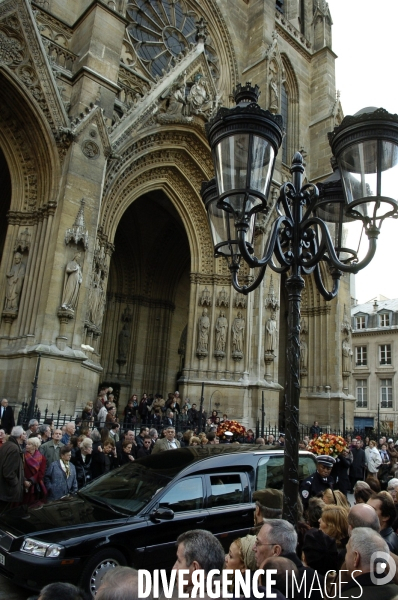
[300,455,335,509]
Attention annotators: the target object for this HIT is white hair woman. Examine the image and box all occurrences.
[23,436,47,506]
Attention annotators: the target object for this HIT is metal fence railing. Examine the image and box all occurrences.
[16,402,391,442]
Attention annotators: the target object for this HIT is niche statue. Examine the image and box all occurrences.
[197,308,210,358]
[61,252,83,312]
[4,252,25,312]
[232,311,245,360]
[265,312,278,354]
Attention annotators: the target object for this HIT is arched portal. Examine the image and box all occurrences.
[99,189,190,401]
[0,147,11,262]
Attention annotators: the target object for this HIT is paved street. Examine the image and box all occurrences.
[0,575,31,599]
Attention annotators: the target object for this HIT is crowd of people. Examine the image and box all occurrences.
[21,483,398,599]
[2,394,398,598]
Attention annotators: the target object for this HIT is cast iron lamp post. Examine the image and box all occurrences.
[202,84,398,524]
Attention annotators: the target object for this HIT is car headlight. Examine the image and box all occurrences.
[21,538,64,558]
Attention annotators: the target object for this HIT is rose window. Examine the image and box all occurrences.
[127,0,218,80]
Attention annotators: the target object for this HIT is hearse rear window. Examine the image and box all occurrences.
[256,455,316,490]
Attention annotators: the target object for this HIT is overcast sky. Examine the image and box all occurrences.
[327,0,398,304]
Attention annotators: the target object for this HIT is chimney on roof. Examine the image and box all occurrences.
[373,299,379,312]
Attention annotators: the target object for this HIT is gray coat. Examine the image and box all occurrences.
[0,436,24,502]
[40,440,64,466]
[151,437,181,454]
[44,460,78,501]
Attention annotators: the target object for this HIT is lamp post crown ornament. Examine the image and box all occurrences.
[233,82,260,105]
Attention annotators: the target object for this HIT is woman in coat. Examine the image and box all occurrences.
[71,437,93,489]
[23,437,47,506]
[331,448,353,496]
[44,445,78,501]
[365,440,382,480]
[91,438,119,479]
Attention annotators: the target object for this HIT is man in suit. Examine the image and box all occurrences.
[0,398,15,434]
[151,426,181,454]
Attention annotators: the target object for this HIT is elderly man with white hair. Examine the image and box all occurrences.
[61,421,76,445]
[0,425,26,512]
[343,527,398,599]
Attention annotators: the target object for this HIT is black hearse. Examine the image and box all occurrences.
[0,445,316,596]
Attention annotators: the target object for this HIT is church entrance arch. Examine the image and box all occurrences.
[99,189,191,404]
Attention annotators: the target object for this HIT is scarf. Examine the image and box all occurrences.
[25,450,43,477]
[60,459,71,478]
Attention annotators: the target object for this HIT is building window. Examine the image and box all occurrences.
[380,379,393,408]
[380,313,390,327]
[379,344,392,365]
[355,316,366,330]
[355,346,367,366]
[356,380,367,408]
[275,0,284,13]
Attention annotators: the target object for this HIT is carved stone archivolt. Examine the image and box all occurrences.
[0,0,69,147]
[101,139,214,274]
[105,130,213,198]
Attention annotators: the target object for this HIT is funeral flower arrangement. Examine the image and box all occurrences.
[217,420,246,439]
[307,433,347,457]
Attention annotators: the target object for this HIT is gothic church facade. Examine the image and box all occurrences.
[0,0,354,430]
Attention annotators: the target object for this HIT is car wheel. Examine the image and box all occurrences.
[80,548,127,597]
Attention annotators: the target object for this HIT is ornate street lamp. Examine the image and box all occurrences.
[203,86,398,524]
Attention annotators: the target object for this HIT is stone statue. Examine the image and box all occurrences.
[4,252,25,312]
[188,73,212,116]
[197,308,210,355]
[118,323,130,360]
[93,279,106,326]
[61,252,83,311]
[158,81,193,124]
[87,271,99,322]
[342,337,353,372]
[300,338,308,371]
[265,312,278,353]
[269,79,279,113]
[232,311,245,354]
[215,310,228,352]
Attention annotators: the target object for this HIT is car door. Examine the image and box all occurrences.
[143,475,209,570]
[204,471,254,551]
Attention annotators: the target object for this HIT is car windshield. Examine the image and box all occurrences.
[79,462,173,515]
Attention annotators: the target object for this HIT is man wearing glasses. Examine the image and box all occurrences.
[300,455,335,510]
